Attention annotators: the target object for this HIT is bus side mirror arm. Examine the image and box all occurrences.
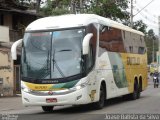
[11,39,22,60]
[82,33,93,55]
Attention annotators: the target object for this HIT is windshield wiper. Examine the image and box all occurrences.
[52,49,66,78]
[41,51,51,79]
[52,59,66,78]
[58,49,72,52]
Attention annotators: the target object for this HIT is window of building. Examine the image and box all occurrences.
[0,14,4,25]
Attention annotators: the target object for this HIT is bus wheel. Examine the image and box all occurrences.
[93,85,105,109]
[42,106,54,112]
[137,82,141,99]
[137,86,140,99]
[130,82,138,100]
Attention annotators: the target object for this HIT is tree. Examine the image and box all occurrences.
[40,0,70,16]
[88,0,130,21]
[132,20,147,34]
[145,29,158,64]
[40,0,53,16]
[14,0,43,13]
[40,0,130,21]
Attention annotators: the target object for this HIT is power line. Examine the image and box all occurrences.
[130,0,159,32]
[135,13,159,29]
[130,0,156,27]
[133,0,155,17]
[133,5,159,30]
[135,4,158,19]
[134,9,158,24]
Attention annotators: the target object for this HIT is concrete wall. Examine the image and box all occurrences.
[0,50,14,97]
[0,26,9,42]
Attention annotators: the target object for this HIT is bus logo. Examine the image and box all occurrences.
[48,91,54,95]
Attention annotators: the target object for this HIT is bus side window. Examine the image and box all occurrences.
[138,47,145,54]
[99,27,125,53]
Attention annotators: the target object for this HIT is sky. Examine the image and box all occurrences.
[130,0,160,35]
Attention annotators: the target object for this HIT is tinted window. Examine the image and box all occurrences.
[124,31,146,54]
[99,26,125,52]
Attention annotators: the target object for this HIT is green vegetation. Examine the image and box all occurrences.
[145,29,159,64]
[40,0,130,21]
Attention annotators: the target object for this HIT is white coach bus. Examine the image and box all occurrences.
[11,14,148,112]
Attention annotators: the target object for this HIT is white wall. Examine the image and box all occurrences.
[0,26,9,42]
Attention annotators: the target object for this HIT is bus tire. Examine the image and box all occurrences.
[130,82,138,100]
[137,81,142,99]
[137,86,140,99]
[93,85,105,109]
[42,106,54,112]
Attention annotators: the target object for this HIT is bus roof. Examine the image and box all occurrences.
[26,14,144,36]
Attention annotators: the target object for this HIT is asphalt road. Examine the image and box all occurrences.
[0,77,160,120]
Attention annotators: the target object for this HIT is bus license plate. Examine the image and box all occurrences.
[46,98,57,103]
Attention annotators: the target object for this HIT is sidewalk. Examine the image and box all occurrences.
[0,96,23,113]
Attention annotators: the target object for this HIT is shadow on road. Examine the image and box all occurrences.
[37,95,149,114]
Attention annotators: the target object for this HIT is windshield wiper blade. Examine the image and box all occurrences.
[52,59,66,78]
[52,49,66,78]
[58,49,72,52]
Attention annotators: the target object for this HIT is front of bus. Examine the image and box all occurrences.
[19,15,98,110]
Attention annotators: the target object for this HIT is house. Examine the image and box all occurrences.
[0,0,38,42]
[0,0,39,96]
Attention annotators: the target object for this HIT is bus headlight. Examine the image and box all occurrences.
[70,83,87,91]
[21,83,32,93]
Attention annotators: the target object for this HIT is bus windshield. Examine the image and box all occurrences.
[21,28,85,82]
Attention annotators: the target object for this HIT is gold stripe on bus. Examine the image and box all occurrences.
[24,82,65,91]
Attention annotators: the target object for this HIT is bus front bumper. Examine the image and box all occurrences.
[22,87,91,106]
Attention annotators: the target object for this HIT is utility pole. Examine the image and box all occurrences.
[156,16,160,64]
[36,0,41,14]
[130,0,133,28]
[153,39,155,63]
[71,0,76,14]
[80,0,83,13]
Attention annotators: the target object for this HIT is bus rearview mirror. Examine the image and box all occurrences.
[82,33,93,55]
[11,39,22,60]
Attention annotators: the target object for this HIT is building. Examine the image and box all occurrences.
[0,0,38,96]
[0,0,38,42]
